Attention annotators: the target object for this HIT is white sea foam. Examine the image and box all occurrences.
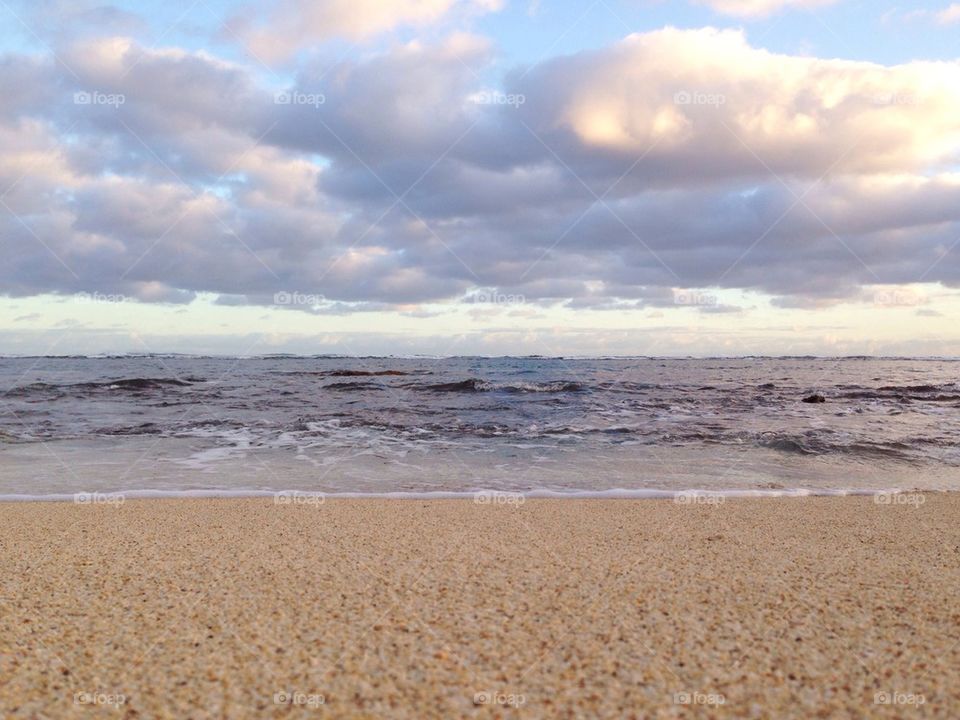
[0,487,929,502]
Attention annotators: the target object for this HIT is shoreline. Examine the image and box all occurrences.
[3,495,959,718]
[0,486,941,503]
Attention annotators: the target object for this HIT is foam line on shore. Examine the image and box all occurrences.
[0,486,927,502]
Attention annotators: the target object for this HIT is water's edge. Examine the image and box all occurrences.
[0,487,936,503]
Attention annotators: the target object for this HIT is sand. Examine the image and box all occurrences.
[1,494,959,718]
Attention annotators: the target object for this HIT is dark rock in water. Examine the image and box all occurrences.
[802,394,826,403]
[758,382,776,389]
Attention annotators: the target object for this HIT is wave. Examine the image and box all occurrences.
[91,378,199,390]
[6,377,200,396]
[595,381,659,393]
[842,393,960,402]
[276,369,420,377]
[0,429,27,443]
[323,381,384,391]
[762,438,816,455]
[756,432,917,460]
[837,383,959,401]
[878,384,943,393]
[417,378,585,393]
[97,422,163,436]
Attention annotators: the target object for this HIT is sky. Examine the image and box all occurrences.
[0,0,959,357]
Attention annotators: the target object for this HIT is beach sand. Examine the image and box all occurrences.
[2,495,959,718]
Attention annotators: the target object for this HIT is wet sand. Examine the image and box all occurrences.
[1,495,959,718]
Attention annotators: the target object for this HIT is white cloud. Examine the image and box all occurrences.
[697,0,839,17]
[937,3,960,24]
[515,28,960,178]
[229,0,502,62]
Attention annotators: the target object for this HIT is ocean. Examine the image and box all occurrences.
[1,355,958,499]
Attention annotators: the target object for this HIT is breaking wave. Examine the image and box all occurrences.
[417,378,585,393]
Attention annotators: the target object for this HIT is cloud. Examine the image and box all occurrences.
[938,3,960,24]
[226,0,503,62]
[696,0,839,17]
[509,28,960,180]
[20,1,149,42]
[884,4,960,25]
[1,29,959,314]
